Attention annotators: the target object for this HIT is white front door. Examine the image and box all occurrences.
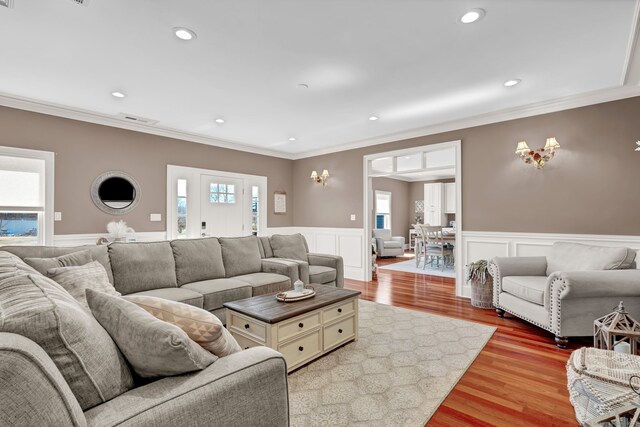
[200,175,244,237]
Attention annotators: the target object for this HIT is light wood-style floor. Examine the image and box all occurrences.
[345,254,587,427]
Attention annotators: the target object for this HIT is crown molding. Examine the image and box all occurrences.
[290,84,640,159]
[623,0,640,85]
[2,84,640,162]
[0,92,295,160]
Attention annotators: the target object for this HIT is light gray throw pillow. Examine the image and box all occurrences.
[24,250,93,276]
[0,251,40,280]
[170,238,226,286]
[0,274,134,410]
[219,236,263,277]
[270,234,309,262]
[108,242,178,294]
[47,261,120,310]
[86,289,217,378]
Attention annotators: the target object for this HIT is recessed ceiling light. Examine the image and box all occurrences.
[504,79,521,87]
[297,83,309,89]
[459,9,485,24]
[215,118,225,124]
[369,116,379,121]
[111,91,126,98]
[173,27,197,41]
[289,137,296,142]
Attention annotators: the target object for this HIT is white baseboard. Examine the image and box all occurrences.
[53,231,168,246]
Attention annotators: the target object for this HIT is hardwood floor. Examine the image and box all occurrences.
[346,254,587,426]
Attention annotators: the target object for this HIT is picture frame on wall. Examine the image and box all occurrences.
[274,191,286,215]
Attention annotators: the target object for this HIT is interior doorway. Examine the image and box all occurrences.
[167,165,267,240]
[362,140,463,296]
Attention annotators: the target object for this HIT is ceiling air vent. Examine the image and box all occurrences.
[0,0,15,9]
[117,113,159,125]
[69,0,90,6]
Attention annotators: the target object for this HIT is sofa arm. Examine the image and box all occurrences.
[489,256,547,304]
[550,270,640,301]
[84,347,288,427]
[373,237,384,255]
[391,236,406,247]
[0,332,87,427]
[261,258,301,284]
[308,253,344,288]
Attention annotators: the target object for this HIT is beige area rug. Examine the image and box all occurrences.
[288,300,496,426]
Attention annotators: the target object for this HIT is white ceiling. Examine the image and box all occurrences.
[0,0,639,158]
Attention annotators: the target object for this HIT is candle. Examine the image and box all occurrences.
[614,341,631,354]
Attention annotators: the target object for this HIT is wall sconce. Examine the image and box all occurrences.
[635,141,640,151]
[515,137,560,169]
[310,169,329,187]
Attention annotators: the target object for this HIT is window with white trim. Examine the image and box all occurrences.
[0,147,54,246]
[375,190,391,230]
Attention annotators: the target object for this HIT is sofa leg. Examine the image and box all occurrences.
[555,336,569,349]
[496,308,505,318]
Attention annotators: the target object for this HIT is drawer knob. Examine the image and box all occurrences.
[298,346,304,352]
[244,324,250,329]
[338,329,343,334]
[337,308,342,313]
[244,347,249,350]
[298,322,304,328]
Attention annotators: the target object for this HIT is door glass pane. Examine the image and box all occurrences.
[0,212,39,246]
[227,194,235,204]
[219,194,227,203]
[210,183,218,193]
[177,179,187,238]
[210,193,218,203]
[396,153,422,171]
[227,184,235,194]
[219,184,226,193]
[370,157,393,173]
[251,185,259,235]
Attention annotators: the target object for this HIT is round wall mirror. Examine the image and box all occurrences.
[91,171,141,215]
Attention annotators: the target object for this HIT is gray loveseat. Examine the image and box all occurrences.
[0,234,343,426]
[489,242,640,347]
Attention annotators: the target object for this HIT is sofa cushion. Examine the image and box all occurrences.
[219,236,262,277]
[309,265,337,284]
[123,295,242,357]
[259,236,273,258]
[47,261,120,310]
[501,276,548,306]
[109,242,177,294]
[181,279,252,311]
[86,289,216,379]
[0,251,40,280]
[269,234,308,262]
[127,287,204,308]
[383,240,403,249]
[0,274,134,410]
[233,272,291,296]
[546,242,637,276]
[24,250,93,276]
[171,238,225,286]
[1,245,114,284]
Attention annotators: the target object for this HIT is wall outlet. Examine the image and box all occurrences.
[54,212,62,221]
[150,213,162,222]
[350,214,356,221]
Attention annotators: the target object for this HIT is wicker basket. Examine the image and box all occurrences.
[469,275,494,309]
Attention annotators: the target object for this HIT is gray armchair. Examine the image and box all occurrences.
[489,242,640,348]
[372,229,405,257]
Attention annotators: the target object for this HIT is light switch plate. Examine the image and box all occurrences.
[54,212,62,221]
[350,214,356,221]
[150,213,162,222]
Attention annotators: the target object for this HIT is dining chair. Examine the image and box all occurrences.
[421,225,453,271]
[412,224,426,268]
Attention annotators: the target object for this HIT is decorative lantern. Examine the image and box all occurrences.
[594,301,640,354]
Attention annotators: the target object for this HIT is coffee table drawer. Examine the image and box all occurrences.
[278,312,321,342]
[234,333,262,351]
[278,330,322,369]
[324,315,355,350]
[229,313,266,342]
[323,299,356,323]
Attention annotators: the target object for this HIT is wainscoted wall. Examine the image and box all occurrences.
[460,231,640,297]
[53,232,168,247]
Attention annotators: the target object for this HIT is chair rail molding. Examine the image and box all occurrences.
[461,230,640,298]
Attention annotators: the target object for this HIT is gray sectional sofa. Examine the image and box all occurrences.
[2,233,344,323]
[0,233,343,426]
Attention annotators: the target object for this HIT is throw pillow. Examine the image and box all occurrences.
[0,274,134,410]
[24,250,93,276]
[47,261,120,310]
[0,251,40,281]
[86,289,217,378]
[124,295,242,357]
[270,234,309,262]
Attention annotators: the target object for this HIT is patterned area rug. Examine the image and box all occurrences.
[378,259,456,278]
[288,300,495,426]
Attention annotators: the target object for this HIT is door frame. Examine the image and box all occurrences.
[362,140,463,296]
[167,165,267,240]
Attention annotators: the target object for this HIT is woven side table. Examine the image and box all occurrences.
[469,275,494,309]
